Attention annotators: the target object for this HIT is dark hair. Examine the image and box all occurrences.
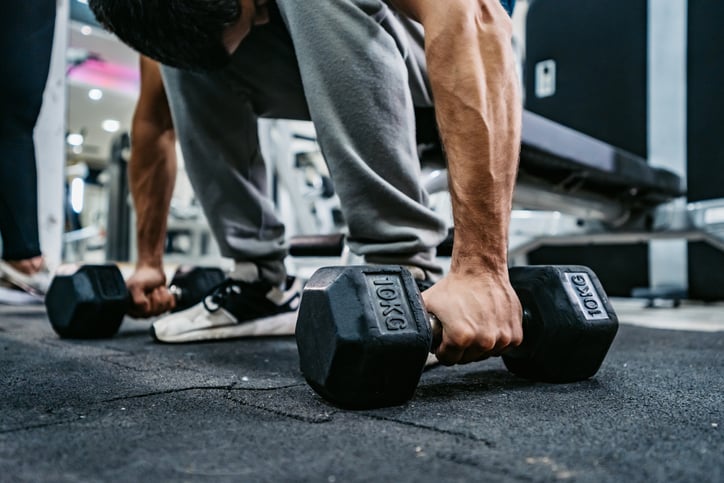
[89,0,240,71]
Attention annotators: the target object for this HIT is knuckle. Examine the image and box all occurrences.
[496,333,512,350]
[130,292,145,306]
[477,334,496,353]
[512,332,523,348]
[446,325,476,349]
[510,324,524,347]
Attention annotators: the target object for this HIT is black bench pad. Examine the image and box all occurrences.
[520,110,685,206]
[415,107,685,207]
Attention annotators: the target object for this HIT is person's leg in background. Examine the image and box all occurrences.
[161,68,289,286]
[152,9,312,342]
[159,4,313,287]
[0,0,56,295]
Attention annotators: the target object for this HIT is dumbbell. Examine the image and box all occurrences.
[45,265,225,339]
[295,265,619,409]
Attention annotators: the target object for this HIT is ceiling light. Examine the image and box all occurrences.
[67,133,84,146]
[71,178,85,213]
[88,88,103,101]
[102,119,121,133]
[80,25,92,36]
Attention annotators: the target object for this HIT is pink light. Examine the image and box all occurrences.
[68,59,140,96]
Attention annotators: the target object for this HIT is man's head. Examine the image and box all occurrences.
[89,0,268,71]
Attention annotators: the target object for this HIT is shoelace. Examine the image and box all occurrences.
[202,279,262,313]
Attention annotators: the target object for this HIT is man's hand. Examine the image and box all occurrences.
[126,265,176,318]
[422,270,523,365]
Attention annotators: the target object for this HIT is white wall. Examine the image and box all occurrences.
[34,0,69,269]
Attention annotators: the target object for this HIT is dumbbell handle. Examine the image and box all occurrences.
[429,314,443,349]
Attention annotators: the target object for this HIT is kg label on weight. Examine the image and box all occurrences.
[564,272,609,321]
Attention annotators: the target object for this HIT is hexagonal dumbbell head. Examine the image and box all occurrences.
[504,265,619,383]
[296,266,432,408]
[45,265,129,339]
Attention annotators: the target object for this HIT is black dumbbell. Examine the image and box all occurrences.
[295,265,619,409]
[45,265,225,339]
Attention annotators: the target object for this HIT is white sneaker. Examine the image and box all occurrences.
[0,259,51,297]
[151,276,302,343]
[0,279,43,305]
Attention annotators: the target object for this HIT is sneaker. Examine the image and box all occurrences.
[0,259,51,297]
[0,279,44,305]
[151,276,302,343]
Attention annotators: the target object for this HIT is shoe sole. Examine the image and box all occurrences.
[0,261,48,297]
[151,310,298,344]
[0,286,44,305]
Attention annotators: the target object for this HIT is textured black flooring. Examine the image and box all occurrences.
[1,306,722,482]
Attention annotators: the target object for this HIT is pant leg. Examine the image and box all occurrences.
[0,0,55,261]
[160,7,312,284]
[161,66,288,283]
[274,0,448,275]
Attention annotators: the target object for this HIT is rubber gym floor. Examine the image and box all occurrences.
[1,299,722,482]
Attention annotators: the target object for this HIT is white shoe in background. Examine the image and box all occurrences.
[0,259,51,299]
[151,276,302,343]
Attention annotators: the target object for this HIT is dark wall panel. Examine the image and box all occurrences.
[525,0,648,158]
[687,0,724,300]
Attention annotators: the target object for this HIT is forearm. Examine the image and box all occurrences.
[430,3,520,274]
[398,0,522,275]
[129,121,176,269]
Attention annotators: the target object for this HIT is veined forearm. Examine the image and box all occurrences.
[422,1,521,274]
[389,0,526,365]
[129,124,177,268]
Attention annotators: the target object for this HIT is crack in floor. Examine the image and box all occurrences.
[97,383,306,404]
[1,385,309,434]
[221,391,337,424]
[0,419,80,435]
[360,413,497,447]
[100,356,157,373]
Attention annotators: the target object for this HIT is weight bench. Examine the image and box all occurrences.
[290,108,724,260]
[419,107,685,224]
[515,110,685,223]
[504,111,723,263]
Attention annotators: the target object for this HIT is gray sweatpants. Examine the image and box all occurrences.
[161,0,447,284]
